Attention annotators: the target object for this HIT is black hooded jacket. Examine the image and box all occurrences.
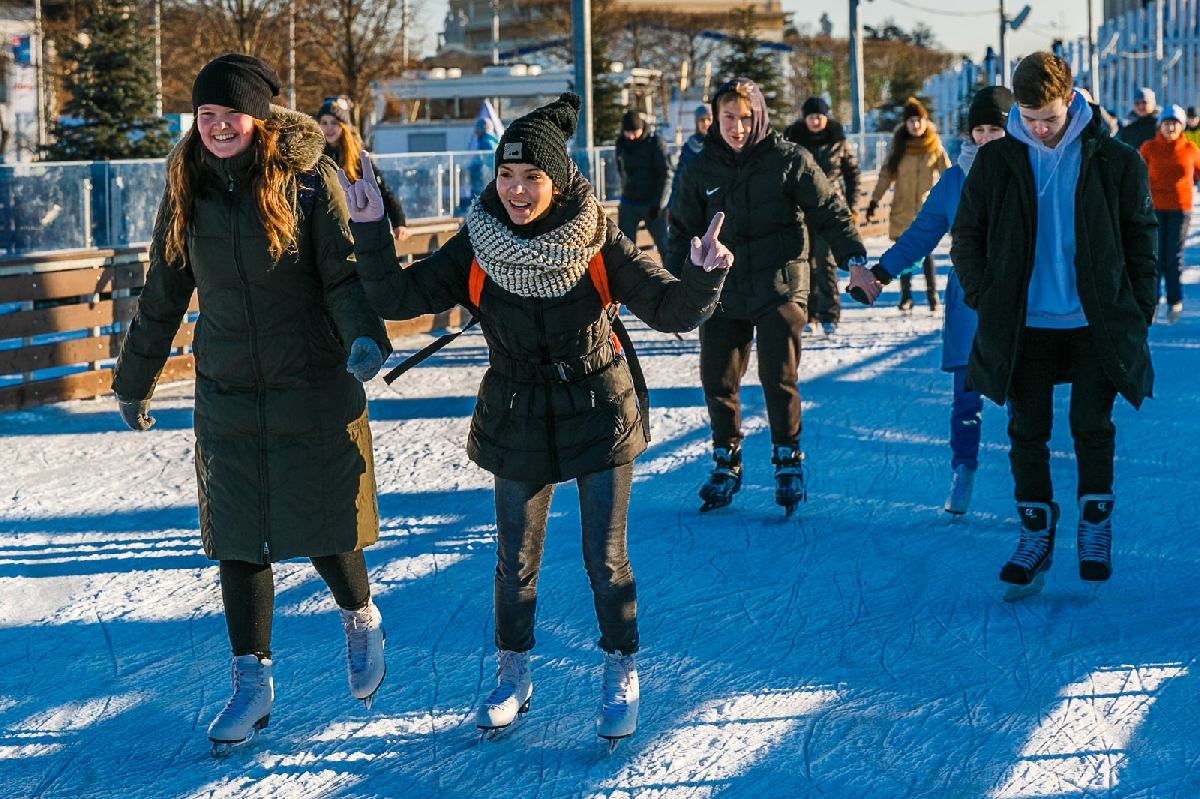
[951,105,1157,408]
[783,118,861,203]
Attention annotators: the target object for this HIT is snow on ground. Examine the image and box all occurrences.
[2,232,1200,798]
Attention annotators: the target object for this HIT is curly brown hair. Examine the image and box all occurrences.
[163,117,300,266]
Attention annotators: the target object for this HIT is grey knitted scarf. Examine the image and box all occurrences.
[465,193,607,298]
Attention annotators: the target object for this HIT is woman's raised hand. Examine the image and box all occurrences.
[337,150,386,224]
[689,212,734,272]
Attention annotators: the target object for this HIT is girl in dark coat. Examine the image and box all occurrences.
[315,95,410,241]
[339,92,732,745]
[113,55,392,755]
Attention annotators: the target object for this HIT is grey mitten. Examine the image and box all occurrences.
[346,336,384,382]
[117,395,155,431]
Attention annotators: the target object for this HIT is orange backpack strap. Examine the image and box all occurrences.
[468,257,486,310]
[586,251,612,308]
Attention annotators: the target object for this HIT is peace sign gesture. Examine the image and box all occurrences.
[689,212,734,272]
[337,150,386,223]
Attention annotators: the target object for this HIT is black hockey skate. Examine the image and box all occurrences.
[1000,501,1059,601]
[698,446,742,512]
[772,445,807,517]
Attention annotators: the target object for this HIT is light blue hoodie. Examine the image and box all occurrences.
[1005,89,1093,328]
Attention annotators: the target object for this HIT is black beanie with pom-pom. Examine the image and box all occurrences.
[495,92,580,188]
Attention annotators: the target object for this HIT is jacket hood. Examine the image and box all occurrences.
[709,78,772,160]
[1007,90,1092,193]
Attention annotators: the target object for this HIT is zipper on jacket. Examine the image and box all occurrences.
[230,195,272,562]
[533,298,562,483]
[589,390,596,408]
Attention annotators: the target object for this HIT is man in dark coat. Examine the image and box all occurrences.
[1116,86,1159,152]
[951,52,1157,595]
[615,110,672,259]
[784,97,862,333]
[669,78,867,515]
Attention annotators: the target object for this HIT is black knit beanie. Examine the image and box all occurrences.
[621,110,644,132]
[801,97,831,117]
[967,85,1015,131]
[316,95,353,126]
[192,54,281,119]
[495,92,580,189]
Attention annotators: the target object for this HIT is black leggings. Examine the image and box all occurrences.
[219,550,371,659]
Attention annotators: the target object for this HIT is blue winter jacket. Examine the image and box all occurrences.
[877,155,975,371]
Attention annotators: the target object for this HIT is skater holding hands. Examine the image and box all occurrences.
[950,52,1157,598]
[669,77,867,516]
[339,92,732,747]
[113,55,392,755]
[848,86,1016,515]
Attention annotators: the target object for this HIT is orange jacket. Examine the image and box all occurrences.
[1139,133,1200,211]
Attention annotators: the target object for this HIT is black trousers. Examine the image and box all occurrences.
[219,550,371,659]
[806,223,842,324]
[899,254,938,308]
[1006,327,1118,505]
[699,301,807,450]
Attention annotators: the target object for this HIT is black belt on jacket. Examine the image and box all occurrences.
[487,340,618,384]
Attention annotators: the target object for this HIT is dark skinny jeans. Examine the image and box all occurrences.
[219,550,371,660]
[493,463,638,655]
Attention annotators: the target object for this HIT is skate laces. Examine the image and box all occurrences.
[221,658,266,721]
[342,603,378,675]
[601,654,636,716]
[486,650,528,707]
[1077,517,1112,561]
[1010,518,1052,570]
[949,468,974,500]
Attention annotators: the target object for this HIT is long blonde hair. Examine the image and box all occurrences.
[164,116,300,265]
[322,117,365,181]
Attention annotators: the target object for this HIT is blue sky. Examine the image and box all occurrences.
[414,0,1097,63]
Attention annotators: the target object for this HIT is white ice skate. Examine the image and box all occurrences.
[208,654,273,758]
[476,650,532,740]
[944,464,976,515]
[341,599,386,709]
[596,652,639,753]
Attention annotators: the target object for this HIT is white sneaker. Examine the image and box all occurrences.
[944,464,976,515]
[341,599,386,706]
[208,655,273,751]
[1167,302,1183,324]
[596,652,639,741]
[476,650,532,730]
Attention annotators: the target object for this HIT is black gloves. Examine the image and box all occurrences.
[865,199,879,222]
[647,205,661,221]
[117,395,155,431]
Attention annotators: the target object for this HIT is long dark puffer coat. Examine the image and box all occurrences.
[951,106,1158,408]
[113,107,391,563]
[667,130,866,319]
[351,172,726,485]
[783,117,861,203]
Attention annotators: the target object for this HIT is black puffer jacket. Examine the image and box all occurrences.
[667,130,866,319]
[951,106,1158,408]
[114,107,391,563]
[783,118,861,202]
[351,173,726,484]
[615,126,672,208]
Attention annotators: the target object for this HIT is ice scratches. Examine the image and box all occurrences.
[181,769,355,799]
[586,688,841,799]
[991,664,1188,798]
[0,693,146,759]
[311,710,469,742]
